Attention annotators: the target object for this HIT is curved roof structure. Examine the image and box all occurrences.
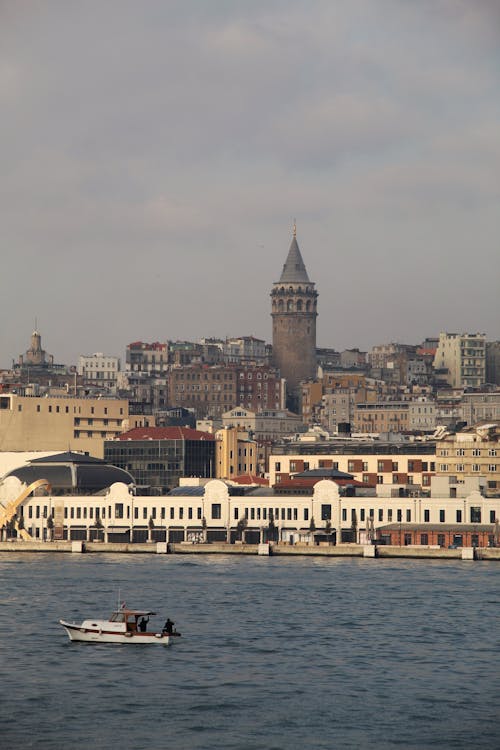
[5,452,135,493]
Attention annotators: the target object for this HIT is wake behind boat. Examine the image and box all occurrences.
[59,606,181,646]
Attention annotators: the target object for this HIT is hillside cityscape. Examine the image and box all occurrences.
[0,230,499,550]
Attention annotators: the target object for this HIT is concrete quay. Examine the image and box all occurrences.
[1,540,499,560]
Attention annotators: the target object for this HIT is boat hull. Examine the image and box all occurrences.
[59,620,176,645]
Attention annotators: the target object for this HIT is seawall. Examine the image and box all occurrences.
[1,540,500,560]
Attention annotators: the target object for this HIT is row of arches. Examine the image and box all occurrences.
[272,298,317,313]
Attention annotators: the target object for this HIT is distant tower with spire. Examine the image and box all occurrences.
[271,225,318,411]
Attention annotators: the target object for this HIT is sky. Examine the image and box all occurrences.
[1,0,499,368]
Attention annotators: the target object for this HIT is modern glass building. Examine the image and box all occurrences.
[104,426,215,494]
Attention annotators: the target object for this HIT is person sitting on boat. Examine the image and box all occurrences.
[138,616,149,632]
[162,618,174,634]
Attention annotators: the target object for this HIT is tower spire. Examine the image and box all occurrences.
[293,219,296,238]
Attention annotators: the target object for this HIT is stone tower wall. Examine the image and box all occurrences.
[271,282,318,397]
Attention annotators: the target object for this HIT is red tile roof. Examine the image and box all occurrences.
[118,427,215,441]
[231,474,269,486]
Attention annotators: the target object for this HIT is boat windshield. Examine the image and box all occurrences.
[109,613,125,623]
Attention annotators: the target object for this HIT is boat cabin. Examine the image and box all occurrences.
[109,609,157,633]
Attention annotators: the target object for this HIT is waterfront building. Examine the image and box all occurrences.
[271,227,318,410]
[0,392,128,457]
[104,426,215,494]
[433,332,486,388]
[5,475,498,548]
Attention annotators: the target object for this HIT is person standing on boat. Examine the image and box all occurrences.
[163,618,174,634]
[138,616,149,632]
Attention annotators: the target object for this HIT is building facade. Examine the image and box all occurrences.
[0,393,128,457]
[433,332,486,388]
[215,427,257,480]
[78,353,120,390]
[434,423,500,497]
[6,477,498,548]
[104,426,215,494]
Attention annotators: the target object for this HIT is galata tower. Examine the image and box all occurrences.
[271,226,318,411]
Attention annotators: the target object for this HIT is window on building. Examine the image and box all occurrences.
[424,509,430,522]
[470,507,481,523]
[212,504,221,519]
[406,509,411,522]
[456,509,462,523]
[420,533,429,545]
[321,504,331,521]
[439,509,445,523]
[378,509,383,522]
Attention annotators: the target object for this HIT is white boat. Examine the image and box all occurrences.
[59,607,181,646]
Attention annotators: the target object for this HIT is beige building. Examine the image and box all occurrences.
[353,401,410,434]
[215,427,257,480]
[460,392,500,426]
[222,407,304,441]
[78,352,120,390]
[269,446,436,494]
[433,332,486,388]
[409,398,437,432]
[435,423,499,497]
[5,477,498,546]
[0,393,129,457]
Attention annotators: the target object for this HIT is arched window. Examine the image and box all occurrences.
[278,299,284,312]
[287,299,294,312]
[306,300,311,311]
[296,300,303,312]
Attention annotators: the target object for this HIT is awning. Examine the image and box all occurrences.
[105,526,130,534]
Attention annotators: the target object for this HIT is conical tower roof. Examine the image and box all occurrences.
[279,234,310,283]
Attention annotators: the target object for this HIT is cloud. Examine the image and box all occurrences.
[0,0,498,364]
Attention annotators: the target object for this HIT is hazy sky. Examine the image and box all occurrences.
[1,0,499,368]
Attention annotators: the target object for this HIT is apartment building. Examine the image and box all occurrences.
[353,401,410,434]
[433,332,486,388]
[434,423,500,497]
[0,393,128,457]
[215,427,257,480]
[269,441,436,493]
[78,353,120,390]
[126,342,169,374]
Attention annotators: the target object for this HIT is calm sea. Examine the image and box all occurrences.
[0,553,499,750]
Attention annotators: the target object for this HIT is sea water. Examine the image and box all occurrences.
[0,553,498,749]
